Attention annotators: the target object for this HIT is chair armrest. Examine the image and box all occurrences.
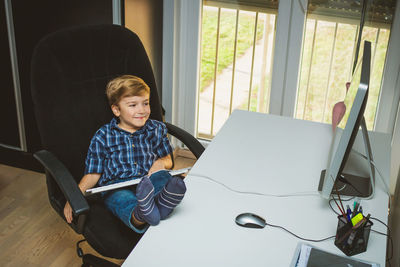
[165,122,205,159]
[33,150,90,218]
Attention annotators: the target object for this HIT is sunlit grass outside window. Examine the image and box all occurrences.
[197,4,391,140]
[296,19,390,130]
[199,7,265,93]
[197,5,276,139]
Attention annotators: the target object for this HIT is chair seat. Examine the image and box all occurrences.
[83,202,143,259]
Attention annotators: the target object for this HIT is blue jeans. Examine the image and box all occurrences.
[103,170,172,233]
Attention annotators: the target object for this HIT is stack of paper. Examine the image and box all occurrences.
[291,243,379,267]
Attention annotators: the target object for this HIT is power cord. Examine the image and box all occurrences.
[351,148,391,208]
[328,196,393,265]
[189,173,320,198]
[370,217,393,266]
[337,175,365,196]
[351,149,390,195]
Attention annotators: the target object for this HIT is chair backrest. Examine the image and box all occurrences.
[31,24,163,201]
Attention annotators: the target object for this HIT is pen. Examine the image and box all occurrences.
[359,206,363,215]
[346,205,352,222]
[336,189,345,215]
[332,195,347,219]
[332,179,346,218]
[352,202,360,218]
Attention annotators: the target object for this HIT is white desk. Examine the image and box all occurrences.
[123,110,390,266]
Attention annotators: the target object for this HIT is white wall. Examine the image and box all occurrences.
[381,1,400,195]
[162,0,201,135]
[125,0,163,96]
[391,97,400,194]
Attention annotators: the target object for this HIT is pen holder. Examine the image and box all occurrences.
[334,215,373,256]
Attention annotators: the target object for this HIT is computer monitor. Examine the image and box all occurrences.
[318,41,375,199]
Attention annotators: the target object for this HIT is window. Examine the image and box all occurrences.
[296,0,395,130]
[197,0,278,139]
[164,0,399,144]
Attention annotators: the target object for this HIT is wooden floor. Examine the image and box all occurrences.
[0,150,196,267]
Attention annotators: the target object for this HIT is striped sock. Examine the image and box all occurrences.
[133,176,160,226]
[156,176,186,220]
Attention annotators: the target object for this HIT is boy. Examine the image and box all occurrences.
[64,75,186,233]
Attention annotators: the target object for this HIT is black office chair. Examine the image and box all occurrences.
[30,24,204,266]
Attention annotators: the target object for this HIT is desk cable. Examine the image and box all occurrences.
[351,149,390,195]
[264,222,335,243]
[188,173,392,248]
[328,196,393,266]
[189,172,320,198]
[189,172,337,242]
[332,149,390,206]
[351,149,391,209]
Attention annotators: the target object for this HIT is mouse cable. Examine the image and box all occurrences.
[188,173,320,198]
[189,173,338,242]
[265,222,335,243]
[188,173,389,245]
[329,197,393,264]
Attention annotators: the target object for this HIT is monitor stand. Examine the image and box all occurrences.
[318,117,375,198]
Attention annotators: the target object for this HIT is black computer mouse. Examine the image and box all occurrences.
[235,213,266,229]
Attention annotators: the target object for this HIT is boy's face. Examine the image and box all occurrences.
[112,94,150,132]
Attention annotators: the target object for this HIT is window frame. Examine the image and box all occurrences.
[162,0,202,139]
[162,0,400,137]
[269,0,306,117]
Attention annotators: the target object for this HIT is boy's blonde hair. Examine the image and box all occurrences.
[106,75,150,106]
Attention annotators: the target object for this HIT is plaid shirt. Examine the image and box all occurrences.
[85,118,173,186]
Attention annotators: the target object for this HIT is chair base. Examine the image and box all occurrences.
[82,254,120,267]
[77,239,121,267]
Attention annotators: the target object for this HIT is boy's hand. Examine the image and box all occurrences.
[148,155,173,176]
[62,173,101,224]
[64,202,73,223]
[148,158,165,176]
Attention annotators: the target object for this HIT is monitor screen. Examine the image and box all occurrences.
[319,41,371,199]
[338,61,363,130]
